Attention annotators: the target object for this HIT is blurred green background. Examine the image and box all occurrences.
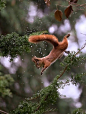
[0,0,86,114]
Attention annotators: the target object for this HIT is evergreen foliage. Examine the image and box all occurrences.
[72,108,86,114]
[0,73,14,97]
[0,0,6,11]
[0,32,30,60]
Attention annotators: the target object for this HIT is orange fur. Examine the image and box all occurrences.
[28,34,70,75]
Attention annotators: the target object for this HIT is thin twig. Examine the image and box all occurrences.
[81,33,86,36]
[77,3,86,7]
[74,42,86,57]
[57,66,68,80]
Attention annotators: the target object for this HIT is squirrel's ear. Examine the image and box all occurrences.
[32,56,39,62]
[35,58,39,62]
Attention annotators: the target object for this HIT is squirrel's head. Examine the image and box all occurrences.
[32,56,43,69]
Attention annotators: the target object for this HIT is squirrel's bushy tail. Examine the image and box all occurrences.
[28,34,59,46]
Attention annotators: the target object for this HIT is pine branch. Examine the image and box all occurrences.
[0,32,30,60]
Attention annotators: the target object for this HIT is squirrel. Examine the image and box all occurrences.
[28,34,70,75]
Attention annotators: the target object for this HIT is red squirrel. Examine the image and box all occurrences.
[28,34,70,75]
